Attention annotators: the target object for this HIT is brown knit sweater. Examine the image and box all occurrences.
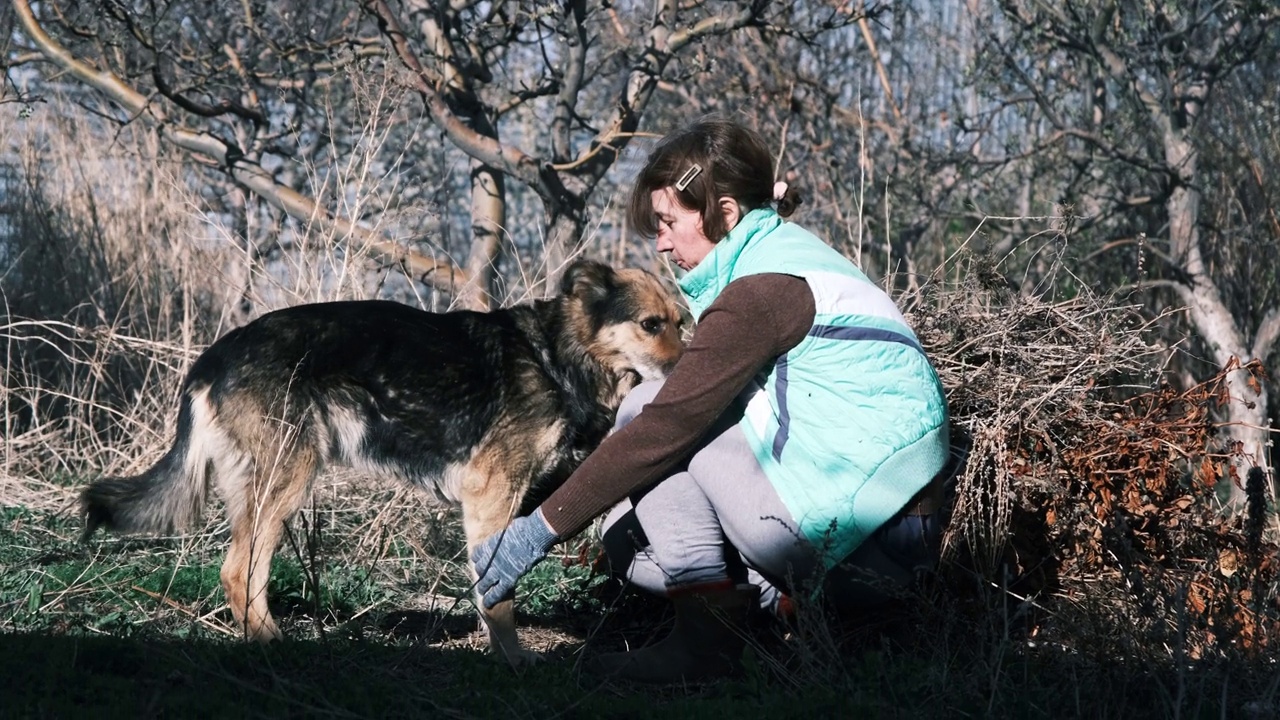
[541,273,816,537]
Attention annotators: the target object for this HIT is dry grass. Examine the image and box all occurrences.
[2,91,1278,714]
[1,103,222,509]
[909,254,1168,575]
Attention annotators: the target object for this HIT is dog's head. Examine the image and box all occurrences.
[561,260,684,383]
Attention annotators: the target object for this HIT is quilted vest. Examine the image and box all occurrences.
[679,209,950,567]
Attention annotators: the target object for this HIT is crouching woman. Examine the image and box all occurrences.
[472,117,951,683]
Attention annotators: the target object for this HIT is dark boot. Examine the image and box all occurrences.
[587,584,756,684]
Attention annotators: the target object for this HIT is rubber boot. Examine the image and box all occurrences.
[587,584,756,684]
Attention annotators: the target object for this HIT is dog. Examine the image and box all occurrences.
[80,260,684,665]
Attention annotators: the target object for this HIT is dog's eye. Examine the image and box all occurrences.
[639,317,664,335]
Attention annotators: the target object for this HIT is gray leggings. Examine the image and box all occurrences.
[600,380,942,614]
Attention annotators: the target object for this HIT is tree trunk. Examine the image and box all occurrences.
[456,161,504,310]
[543,208,586,294]
[1183,275,1271,505]
[1167,151,1270,507]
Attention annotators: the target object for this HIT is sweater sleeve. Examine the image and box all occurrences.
[539,272,816,538]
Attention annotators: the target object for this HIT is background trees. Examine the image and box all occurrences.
[4,1,1276,492]
[8,0,874,310]
[961,0,1280,504]
[2,4,1278,699]
[742,0,1280,503]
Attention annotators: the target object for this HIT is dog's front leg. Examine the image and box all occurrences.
[475,587,541,667]
[459,471,541,668]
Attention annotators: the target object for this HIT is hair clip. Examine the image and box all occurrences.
[674,163,703,192]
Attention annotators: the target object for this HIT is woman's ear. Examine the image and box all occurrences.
[719,196,741,233]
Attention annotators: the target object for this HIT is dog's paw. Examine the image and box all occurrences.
[496,646,544,669]
[244,615,283,644]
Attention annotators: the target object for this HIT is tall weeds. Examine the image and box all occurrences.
[0,68,449,504]
[2,90,1276,716]
[0,104,225,501]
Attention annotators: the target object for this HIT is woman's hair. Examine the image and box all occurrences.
[628,117,803,243]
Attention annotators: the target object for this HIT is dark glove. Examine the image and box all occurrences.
[471,507,559,609]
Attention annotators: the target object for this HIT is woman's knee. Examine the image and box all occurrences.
[615,380,665,428]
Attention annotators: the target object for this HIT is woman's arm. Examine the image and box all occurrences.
[540,272,816,537]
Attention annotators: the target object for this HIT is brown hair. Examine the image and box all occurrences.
[628,117,803,243]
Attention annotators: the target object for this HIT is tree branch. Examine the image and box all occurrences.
[150,61,267,125]
[1083,235,1181,273]
[1087,9,1174,141]
[551,0,588,164]
[13,0,466,295]
[1252,308,1280,365]
[566,0,771,189]
[1115,278,1195,306]
[855,1,901,127]
[361,0,548,196]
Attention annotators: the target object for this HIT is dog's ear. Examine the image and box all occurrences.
[560,260,616,307]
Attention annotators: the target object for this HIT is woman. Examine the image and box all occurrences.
[472,118,951,683]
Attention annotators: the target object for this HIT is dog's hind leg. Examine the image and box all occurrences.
[217,410,319,643]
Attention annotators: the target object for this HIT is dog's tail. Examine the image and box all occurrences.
[81,387,219,541]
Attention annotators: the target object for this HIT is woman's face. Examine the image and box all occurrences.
[651,187,718,271]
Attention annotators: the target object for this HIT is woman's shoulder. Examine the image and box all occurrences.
[713,274,815,344]
[724,272,809,301]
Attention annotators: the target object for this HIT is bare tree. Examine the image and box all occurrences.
[704,1,1280,505]
[964,0,1280,504]
[9,1,870,309]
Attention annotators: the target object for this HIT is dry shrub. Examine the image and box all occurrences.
[0,85,479,625]
[0,105,233,506]
[909,254,1278,660]
[0,68,447,502]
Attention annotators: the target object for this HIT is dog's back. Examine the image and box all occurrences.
[193,300,538,495]
[81,260,684,661]
[83,300,520,536]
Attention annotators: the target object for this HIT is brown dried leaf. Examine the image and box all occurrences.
[1219,548,1239,578]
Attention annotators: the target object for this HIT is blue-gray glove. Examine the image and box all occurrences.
[471,508,559,609]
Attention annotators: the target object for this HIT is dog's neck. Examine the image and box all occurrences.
[529,298,625,418]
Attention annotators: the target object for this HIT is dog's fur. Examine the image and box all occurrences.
[80,260,684,664]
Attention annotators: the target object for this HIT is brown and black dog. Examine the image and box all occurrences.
[80,260,684,664]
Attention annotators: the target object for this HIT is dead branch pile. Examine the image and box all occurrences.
[908,264,1278,657]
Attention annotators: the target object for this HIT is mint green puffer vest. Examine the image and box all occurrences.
[680,209,950,568]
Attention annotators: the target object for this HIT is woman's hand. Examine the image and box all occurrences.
[470,508,559,608]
